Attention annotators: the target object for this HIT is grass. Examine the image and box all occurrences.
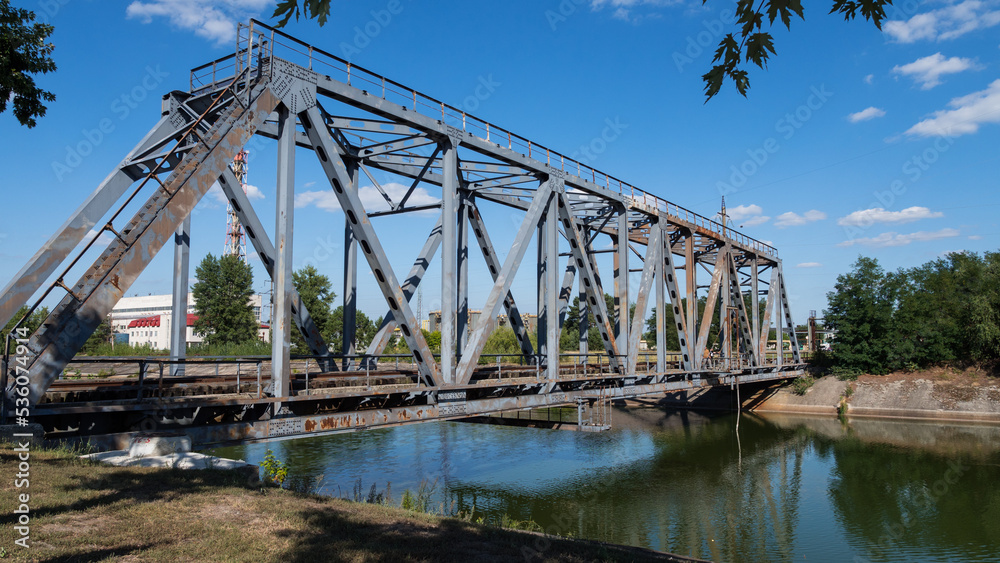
[82,340,272,358]
[0,444,696,562]
[791,375,815,396]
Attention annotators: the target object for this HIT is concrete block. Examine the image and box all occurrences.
[128,432,192,457]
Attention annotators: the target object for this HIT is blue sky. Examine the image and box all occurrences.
[2,0,999,328]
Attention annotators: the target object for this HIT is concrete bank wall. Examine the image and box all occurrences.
[646,374,1000,423]
[752,375,1000,422]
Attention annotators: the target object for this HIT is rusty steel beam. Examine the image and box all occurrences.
[22,84,279,405]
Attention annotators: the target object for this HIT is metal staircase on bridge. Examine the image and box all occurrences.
[1,20,803,443]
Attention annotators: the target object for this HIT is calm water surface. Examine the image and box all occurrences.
[205,410,1000,562]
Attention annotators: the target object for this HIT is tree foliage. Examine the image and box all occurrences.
[191,254,258,346]
[329,305,381,354]
[702,0,892,100]
[1,1,56,128]
[291,265,336,353]
[2,305,47,348]
[825,252,1000,373]
[80,316,112,355]
[271,0,892,100]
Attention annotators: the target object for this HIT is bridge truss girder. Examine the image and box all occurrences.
[4,21,802,427]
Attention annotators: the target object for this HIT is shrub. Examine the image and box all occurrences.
[259,449,288,486]
[792,375,815,395]
[830,366,861,381]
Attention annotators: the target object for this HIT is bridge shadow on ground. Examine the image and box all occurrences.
[626,380,785,412]
[0,446,702,563]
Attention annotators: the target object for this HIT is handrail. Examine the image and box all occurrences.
[192,20,778,259]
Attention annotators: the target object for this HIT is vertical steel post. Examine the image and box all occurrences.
[614,208,629,362]
[579,276,589,358]
[271,105,295,403]
[546,195,559,380]
[776,278,784,368]
[343,163,359,370]
[685,232,697,368]
[751,257,760,366]
[457,192,470,356]
[441,139,458,384]
[536,208,548,362]
[721,245,730,367]
[169,214,191,376]
[655,227,666,373]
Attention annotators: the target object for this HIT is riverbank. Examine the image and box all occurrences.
[650,366,1000,423]
[0,445,702,562]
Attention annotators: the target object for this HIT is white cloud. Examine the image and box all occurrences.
[864,74,875,85]
[969,234,984,239]
[848,107,886,123]
[245,184,265,200]
[590,0,686,22]
[206,181,265,207]
[83,229,113,247]
[126,0,272,45]
[740,215,771,227]
[773,210,826,228]
[723,204,770,227]
[892,53,977,89]
[838,228,961,247]
[905,79,1000,137]
[796,262,822,268]
[295,182,440,214]
[837,206,944,227]
[884,0,1000,43]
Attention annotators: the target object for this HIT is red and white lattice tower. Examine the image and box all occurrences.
[224,151,249,263]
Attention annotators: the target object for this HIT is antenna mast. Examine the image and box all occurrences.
[224,150,249,263]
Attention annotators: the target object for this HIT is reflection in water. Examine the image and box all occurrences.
[205,410,1000,562]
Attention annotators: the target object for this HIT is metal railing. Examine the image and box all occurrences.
[190,20,778,259]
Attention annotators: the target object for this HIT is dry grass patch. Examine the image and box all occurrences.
[0,445,700,563]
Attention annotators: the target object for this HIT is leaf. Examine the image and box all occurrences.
[745,32,776,68]
[831,0,892,29]
[701,65,727,101]
[306,0,332,26]
[271,0,299,28]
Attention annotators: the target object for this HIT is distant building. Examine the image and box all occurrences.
[113,293,266,350]
[125,313,270,349]
[428,310,537,335]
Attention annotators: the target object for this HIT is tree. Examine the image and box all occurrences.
[701,0,892,100]
[1,305,48,348]
[270,0,892,100]
[80,316,112,355]
[328,305,381,354]
[823,256,897,373]
[191,254,257,346]
[291,265,336,353]
[1,1,56,127]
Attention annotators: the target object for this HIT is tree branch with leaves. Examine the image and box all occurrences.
[271,0,894,101]
[1,0,56,128]
[702,0,893,100]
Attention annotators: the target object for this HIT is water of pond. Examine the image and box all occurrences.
[204,409,1000,562]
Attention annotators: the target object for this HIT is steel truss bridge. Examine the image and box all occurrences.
[1,21,803,446]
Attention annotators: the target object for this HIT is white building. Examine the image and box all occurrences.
[113,293,267,350]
